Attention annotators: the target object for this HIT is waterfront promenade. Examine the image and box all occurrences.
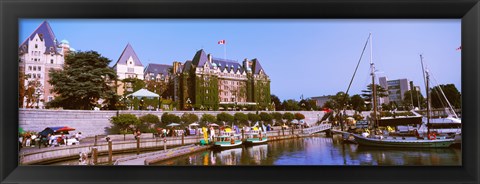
[19,126,325,165]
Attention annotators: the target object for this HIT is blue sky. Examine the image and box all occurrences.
[19,19,461,101]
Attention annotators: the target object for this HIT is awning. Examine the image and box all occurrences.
[126,88,159,99]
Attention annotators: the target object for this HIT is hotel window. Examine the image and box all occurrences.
[38,66,41,71]
[28,66,32,71]
[50,59,54,64]
[35,44,38,49]
[38,74,41,78]
[48,96,53,102]
[33,66,37,71]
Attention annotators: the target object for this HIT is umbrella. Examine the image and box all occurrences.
[166,123,181,127]
[19,127,25,134]
[39,126,76,136]
[189,123,200,126]
[208,123,219,127]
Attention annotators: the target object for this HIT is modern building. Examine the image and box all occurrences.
[378,77,411,105]
[113,43,145,95]
[18,21,70,108]
[310,95,333,108]
[172,49,271,110]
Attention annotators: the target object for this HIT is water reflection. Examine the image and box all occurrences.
[154,134,461,166]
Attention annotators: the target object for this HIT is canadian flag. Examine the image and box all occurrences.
[218,40,226,44]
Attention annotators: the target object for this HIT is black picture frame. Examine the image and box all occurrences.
[1,0,479,184]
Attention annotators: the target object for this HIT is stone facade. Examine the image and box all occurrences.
[18,21,68,108]
[19,109,344,137]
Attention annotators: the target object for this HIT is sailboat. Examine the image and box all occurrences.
[415,55,461,144]
[350,34,455,148]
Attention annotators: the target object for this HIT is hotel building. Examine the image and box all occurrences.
[18,21,71,108]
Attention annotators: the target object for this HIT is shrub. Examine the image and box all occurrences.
[294,113,305,121]
[181,113,199,125]
[200,114,216,127]
[139,114,161,127]
[259,112,273,124]
[110,114,141,134]
[247,113,260,125]
[234,112,249,126]
[217,112,234,124]
[161,113,180,127]
[283,112,294,123]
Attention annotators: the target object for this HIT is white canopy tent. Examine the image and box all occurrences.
[126,88,159,99]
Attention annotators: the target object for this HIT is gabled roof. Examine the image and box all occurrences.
[183,61,193,73]
[191,49,208,67]
[144,63,172,77]
[212,58,244,74]
[114,43,143,68]
[19,20,61,55]
[251,58,265,75]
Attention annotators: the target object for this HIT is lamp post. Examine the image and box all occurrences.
[35,88,41,109]
[232,95,236,111]
[272,102,275,112]
[186,98,191,111]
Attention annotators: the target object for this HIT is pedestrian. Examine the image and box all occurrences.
[75,132,82,141]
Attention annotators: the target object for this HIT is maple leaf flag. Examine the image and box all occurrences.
[218,40,226,44]
[456,46,461,51]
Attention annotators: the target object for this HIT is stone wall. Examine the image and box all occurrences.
[19,109,368,137]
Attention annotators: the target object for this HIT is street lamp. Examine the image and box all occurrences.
[35,88,42,109]
[232,95,236,111]
[186,98,192,111]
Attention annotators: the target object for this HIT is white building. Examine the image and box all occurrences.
[113,43,145,95]
[18,21,69,108]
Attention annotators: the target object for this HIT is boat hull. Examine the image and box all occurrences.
[244,138,268,145]
[351,134,454,148]
[213,140,243,149]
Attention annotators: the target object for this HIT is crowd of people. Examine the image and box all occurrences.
[19,132,83,150]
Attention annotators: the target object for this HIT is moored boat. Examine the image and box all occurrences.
[244,130,268,145]
[351,133,454,148]
[213,131,242,149]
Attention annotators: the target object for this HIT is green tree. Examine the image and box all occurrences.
[47,51,117,110]
[349,94,366,112]
[217,112,234,124]
[161,113,180,127]
[200,114,216,127]
[402,89,425,109]
[181,113,199,126]
[361,84,388,110]
[234,112,249,126]
[271,112,283,125]
[110,114,141,134]
[270,94,282,111]
[329,91,350,110]
[430,84,461,109]
[282,112,294,124]
[259,112,273,124]
[294,112,305,121]
[282,99,300,111]
[139,114,161,128]
[247,113,260,125]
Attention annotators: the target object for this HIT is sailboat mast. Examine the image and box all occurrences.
[370,33,378,131]
[420,55,431,135]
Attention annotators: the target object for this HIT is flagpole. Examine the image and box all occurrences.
[224,42,227,60]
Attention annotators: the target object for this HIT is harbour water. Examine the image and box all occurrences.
[153,134,461,166]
